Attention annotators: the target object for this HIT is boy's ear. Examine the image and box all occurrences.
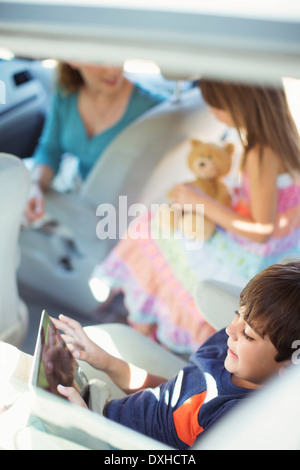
[278,360,292,377]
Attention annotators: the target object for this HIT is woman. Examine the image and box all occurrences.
[25,62,165,223]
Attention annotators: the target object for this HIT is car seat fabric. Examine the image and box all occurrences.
[17,88,228,315]
[0,153,30,346]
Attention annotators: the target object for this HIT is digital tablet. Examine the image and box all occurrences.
[30,310,90,404]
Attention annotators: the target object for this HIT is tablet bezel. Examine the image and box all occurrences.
[29,309,89,402]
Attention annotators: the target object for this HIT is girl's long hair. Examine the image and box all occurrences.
[199,78,300,177]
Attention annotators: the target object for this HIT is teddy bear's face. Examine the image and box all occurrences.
[188,140,234,180]
[190,154,219,180]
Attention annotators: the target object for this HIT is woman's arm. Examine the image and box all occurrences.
[172,147,280,243]
[25,91,65,223]
[24,164,55,223]
[31,164,55,192]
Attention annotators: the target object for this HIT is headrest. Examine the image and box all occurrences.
[194,280,242,331]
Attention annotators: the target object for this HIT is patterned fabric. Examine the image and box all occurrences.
[99,172,300,353]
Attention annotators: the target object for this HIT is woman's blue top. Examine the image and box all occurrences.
[33,84,165,179]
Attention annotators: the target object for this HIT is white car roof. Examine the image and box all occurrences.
[0,0,300,83]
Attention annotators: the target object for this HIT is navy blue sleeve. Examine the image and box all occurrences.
[105,377,190,449]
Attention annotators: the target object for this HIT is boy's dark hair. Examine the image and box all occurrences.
[239,262,300,362]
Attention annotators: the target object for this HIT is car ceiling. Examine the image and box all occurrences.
[0,1,300,84]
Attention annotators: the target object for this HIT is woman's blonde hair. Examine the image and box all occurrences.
[199,78,300,176]
[55,62,84,94]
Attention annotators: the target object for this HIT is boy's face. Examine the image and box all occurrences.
[224,310,287,389]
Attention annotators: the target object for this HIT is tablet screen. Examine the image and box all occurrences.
[32,310,89,402]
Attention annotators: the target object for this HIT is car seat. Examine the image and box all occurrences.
[17,87,229,315]
[194,279,241,331]
[0,153,30,346]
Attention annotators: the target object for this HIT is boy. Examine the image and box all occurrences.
[54,262,300,449]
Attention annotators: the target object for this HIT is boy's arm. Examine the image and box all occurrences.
[104,356,166,394]
[51,315,166,394]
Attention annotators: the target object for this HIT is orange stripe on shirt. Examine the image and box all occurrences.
[173,392,206,447]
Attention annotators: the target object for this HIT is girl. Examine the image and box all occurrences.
[97,78,300,353]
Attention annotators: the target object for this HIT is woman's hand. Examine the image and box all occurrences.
[51,315,110,371]
[24,183,46,223]
[24,164,54,224]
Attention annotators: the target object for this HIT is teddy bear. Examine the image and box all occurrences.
[158,139,234,241]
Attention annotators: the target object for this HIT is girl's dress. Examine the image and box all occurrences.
[98,172,300,353]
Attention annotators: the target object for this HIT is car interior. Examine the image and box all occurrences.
[0,0,299,450]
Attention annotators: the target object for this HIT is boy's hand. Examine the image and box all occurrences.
[53,315,167,394]
[57,385,88,409]
[51,315,110,371]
